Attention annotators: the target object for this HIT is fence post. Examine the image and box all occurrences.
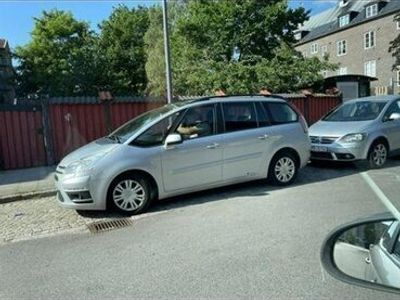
[41,97,55,165]
[303,95,311,125]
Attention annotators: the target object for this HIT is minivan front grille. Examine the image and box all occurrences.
[310,136,339,144]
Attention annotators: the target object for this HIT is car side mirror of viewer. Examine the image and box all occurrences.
[321,214,400,294]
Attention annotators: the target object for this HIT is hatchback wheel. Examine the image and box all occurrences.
[268,152,298,186]
[108,175,151,215]
[368,142,388,169]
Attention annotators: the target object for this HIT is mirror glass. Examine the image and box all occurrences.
[332,220,400,290]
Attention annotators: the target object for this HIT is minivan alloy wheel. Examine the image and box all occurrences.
[112,180,146,211]
[371,144,387,167]
[274,157,295,183]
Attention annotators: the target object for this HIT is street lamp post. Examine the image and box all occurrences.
[162,0,173,104]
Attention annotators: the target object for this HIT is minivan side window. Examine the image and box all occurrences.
[381,221,399,252]
[175,104,215,140]
[255,102,271,127]
[132,111,181,147]
[222,102,257,132]
[393,233,400,259]
[263,102,298,125]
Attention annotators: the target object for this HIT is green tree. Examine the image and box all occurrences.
[168,0,336,95]
[14,10,98,97]
[98,5,149,95]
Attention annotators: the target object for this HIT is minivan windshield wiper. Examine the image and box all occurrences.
[107,134,122,143]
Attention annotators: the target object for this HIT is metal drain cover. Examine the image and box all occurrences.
[87,218,133,234]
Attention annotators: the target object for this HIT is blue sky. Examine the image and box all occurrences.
[0,0,337,48]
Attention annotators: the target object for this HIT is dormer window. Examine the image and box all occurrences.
[366,4,378,18]
[339,14,350,27]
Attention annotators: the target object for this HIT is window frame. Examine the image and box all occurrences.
[397,70,400,87]
[364,31,376,49]
[366,4,378,18]
[310,43,319,54]
[337,40,347,56]
[364,60,377,77]
[339,14,350,27]
[338,66,348,75]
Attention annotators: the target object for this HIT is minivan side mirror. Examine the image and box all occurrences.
[388,112,400,122]
[164,133,183,148]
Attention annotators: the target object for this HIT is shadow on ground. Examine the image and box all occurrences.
[0,166,55,185]
[78,157,400,220]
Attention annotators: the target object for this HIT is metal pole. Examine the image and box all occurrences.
[162,0,173,104]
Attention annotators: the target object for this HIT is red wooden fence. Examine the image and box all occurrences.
[0,105,46,169]
[0,95,341,170]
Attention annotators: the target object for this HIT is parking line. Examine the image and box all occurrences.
[360,172,400,221]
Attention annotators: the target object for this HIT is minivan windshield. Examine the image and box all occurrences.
[110,103,184,142]
[323,101,387,122]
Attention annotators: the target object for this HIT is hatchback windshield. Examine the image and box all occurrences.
[323,101,387,122]
[110,103,184,142]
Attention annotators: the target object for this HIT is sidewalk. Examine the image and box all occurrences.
[0,166,56,203]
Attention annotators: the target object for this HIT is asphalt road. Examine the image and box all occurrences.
[1,161,400,299]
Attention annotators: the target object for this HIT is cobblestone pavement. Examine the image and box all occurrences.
[0,196,166,245]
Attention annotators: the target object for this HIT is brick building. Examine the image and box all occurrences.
[295,0,400,95]
[0,39,15,103]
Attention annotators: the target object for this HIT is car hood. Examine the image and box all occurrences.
[59,138,119,167]
[309,120,373,137]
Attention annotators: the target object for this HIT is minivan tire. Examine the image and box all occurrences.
[367,141,388,169]
[107,174,151,215]
[268,151,298,186]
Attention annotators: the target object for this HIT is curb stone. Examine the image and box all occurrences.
[0,189,57,204]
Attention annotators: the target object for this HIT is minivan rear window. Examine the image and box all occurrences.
[263,102,298,125]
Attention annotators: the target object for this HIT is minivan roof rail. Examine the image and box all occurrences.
[190,94,287,102]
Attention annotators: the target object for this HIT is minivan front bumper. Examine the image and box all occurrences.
[54,171,103,210]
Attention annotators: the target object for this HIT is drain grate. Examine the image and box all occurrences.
[87,218,133,234]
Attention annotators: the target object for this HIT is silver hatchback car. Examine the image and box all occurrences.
[309,95,400,168]
[55,95,310,215]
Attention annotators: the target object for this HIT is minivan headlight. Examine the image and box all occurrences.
[339,133,366,143]
[64,155,101,176]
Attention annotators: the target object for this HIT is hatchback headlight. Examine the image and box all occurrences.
[339,133,366,143]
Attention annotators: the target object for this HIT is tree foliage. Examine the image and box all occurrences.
[146,0,337,96]
[14,10,97,96]
[97,5,149,95]
[14,1,336,98]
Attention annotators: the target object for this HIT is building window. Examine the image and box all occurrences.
[339,14,350,27]
[322,70,328,77]
[321,45,328,56]
[366,4,378,18]
[337,40,347,56]
[364,31,376,49]
[364,60,376,77]
[310,43,318,54]
[338,67,348,75]
[397,70,400,86]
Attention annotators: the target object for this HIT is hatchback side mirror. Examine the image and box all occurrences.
[164,133,182,148]
[388,112,400,121]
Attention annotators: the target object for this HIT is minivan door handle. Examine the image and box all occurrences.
[206,143,220,149]
[258,134,269,140]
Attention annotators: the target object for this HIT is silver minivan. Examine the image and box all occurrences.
[55,96,310,215]
[309,95,400,168]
